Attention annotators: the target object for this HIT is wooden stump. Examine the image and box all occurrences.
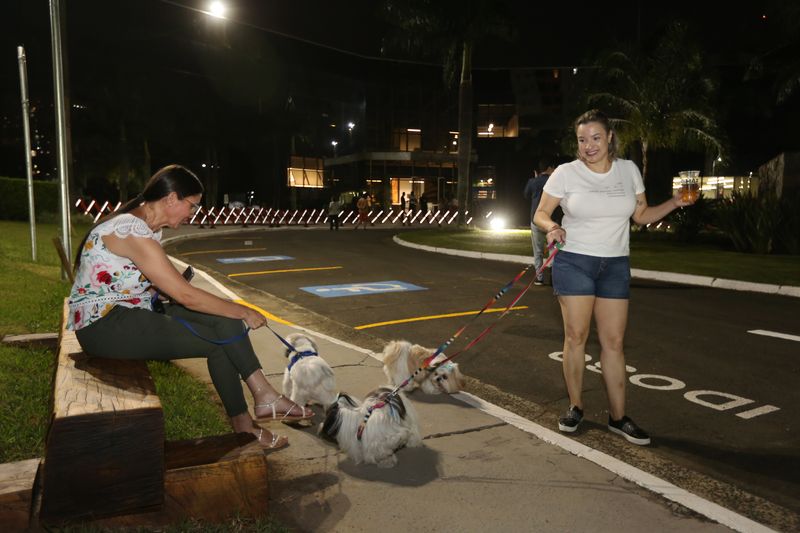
[0,458,40,531]
[86,433,270,528]
[39,302,164,523]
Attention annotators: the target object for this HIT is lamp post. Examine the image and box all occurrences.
[49,0,73,277]
[18,46,36,261]
[331,140,338,158]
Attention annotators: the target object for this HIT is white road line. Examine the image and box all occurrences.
[747,329,800,342]
[736,405,781,419]
[173,255,775,533]
[455,393,776,533]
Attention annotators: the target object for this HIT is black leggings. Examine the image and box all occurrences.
[75,304,262,417]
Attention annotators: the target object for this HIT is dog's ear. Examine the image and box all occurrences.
[320,402,342,440]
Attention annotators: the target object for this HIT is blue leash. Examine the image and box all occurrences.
[265,323,318,370]
[172,316,251,345]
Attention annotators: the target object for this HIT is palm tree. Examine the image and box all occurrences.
[587,22,724,189]
[746,2,800,104]
[381,0,511,225]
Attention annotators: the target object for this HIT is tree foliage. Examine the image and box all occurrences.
[586,22,725,186]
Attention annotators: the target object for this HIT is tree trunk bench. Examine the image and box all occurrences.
[39,300,165,523]
[36,300,270,526]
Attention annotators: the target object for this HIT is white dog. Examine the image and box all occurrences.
[320,387,422,468]
[382,340,465,394]
[282,332,338,408]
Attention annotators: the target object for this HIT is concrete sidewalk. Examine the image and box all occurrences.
[163,244,776,533]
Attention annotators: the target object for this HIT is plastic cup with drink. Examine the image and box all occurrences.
[678,170,700,203]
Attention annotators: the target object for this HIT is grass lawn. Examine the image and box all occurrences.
[0,220,230,464]
[399,228,800,287]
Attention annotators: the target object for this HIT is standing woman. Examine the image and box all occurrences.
[68,165,311,449]
[534,110,695,445]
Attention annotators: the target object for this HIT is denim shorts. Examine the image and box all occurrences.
[552,251,631,299]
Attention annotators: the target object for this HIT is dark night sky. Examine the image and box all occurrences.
[0,0,797,190]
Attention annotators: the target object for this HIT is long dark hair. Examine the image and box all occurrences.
[574,109,619,160]
[73,165,203,271]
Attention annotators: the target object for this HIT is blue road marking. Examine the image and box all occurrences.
[216,255,293,264]
[300,280,427,298]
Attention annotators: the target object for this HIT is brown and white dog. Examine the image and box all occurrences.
[381,340,465,395]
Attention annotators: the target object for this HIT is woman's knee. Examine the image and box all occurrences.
[563,326,589,348]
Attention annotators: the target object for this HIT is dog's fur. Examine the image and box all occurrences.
[320,387,422,468]
[382,340,465,394]
[282,332,338,408]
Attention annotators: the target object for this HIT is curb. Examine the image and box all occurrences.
[392,235,800,298]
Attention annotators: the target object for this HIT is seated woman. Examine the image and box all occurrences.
[68,164,311,449]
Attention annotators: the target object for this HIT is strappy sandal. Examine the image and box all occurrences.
[254,394,313,423]
[255,427,289,451]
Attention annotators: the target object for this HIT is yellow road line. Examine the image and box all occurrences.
[180,247,267,256]
[229,266,342,277]
[355,305,529,330]
[234,300,293,326]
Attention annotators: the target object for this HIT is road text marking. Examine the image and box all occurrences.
[301,280,426,298]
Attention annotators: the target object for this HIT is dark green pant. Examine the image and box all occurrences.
[75,304,261,417]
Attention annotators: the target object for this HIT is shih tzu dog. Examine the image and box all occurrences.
[381,340,465,394]
[282,332,338,408]
[320,387,422,468]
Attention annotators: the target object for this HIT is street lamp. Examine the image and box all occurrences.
[331,140,338,157]
[712,155,722,176]
[208,1,226,19]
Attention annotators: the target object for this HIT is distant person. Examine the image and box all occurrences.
[67,165,311,451]
[534,109,696,446]
[419,194,428,215]
[409,191,418,215]
[524,157,555,286]
[400,192,408,226]
[354,193,369,229]
[327,195,341,231]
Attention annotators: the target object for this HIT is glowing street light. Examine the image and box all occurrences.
[208,1,226,19]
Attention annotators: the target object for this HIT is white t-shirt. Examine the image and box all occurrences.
[543,158,645,257]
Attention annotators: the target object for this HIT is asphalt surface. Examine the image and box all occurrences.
[162,225,800,531]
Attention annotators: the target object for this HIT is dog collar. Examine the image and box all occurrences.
[287,350,318,371]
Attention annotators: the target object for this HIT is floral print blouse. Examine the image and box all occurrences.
[67,214,162,330]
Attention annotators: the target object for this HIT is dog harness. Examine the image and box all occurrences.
[287,349,319,371]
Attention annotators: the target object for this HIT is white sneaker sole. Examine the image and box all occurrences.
[558,420,581,432]
[608,425,651,445]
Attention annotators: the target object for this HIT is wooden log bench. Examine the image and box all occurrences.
[35,300,270,526]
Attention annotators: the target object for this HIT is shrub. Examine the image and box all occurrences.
[0,177,61,221]
[669,194,715,243]
[775,190,800,254]
[715,192,781,254]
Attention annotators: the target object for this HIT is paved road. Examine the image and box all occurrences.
[165,227,800,521]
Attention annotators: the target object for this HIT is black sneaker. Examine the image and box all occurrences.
[608,415,651,445]
[533,278,544,286]
[558,405,583,433]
